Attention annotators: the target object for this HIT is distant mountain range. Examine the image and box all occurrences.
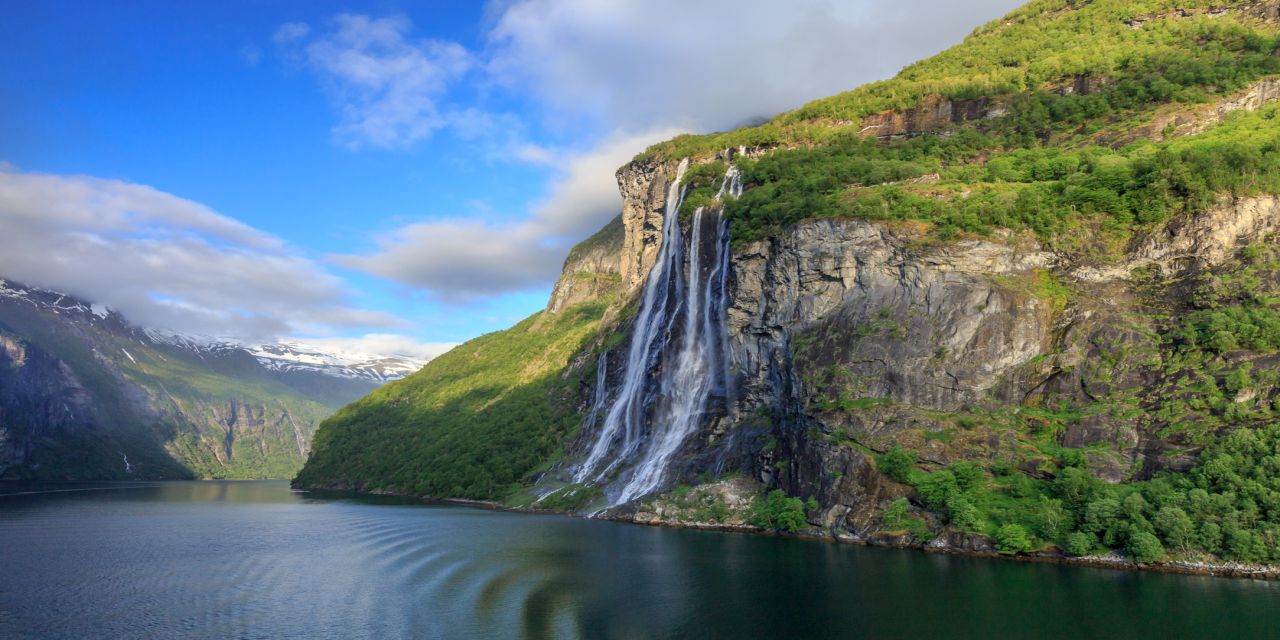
[0,278,427,480]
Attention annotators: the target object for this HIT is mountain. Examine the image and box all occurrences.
[298,0,1280,567]
[0,279,423,480]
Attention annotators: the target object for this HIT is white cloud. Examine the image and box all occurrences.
[332,129,675,300]
[287,334,459,362]
[0,168,402,341]
[299,1,1025,300]
[278,14,473,149]
[486,0,1025,132]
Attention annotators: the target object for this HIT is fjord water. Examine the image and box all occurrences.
[2,482,1277,639]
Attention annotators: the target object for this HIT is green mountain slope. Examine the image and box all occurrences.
[298,0,1280,567]
[295,300,613,497]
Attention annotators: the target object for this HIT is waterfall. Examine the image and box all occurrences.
[574,160,739,505]
[586,352,608,430]
[574,160,688,483]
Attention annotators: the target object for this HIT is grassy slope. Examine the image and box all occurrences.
[642,0,1274,160]
[294,300,610,499]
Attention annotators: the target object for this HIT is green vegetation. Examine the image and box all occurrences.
[650,484,736,523]
[1181,306,1280,354]
[883,419,1280,563]
[724,100,1280,245]
[295,301,611,500]
[635,2,1280,249]
[643,1,1280,161]
[678,160,729,218]
[996,524,1035,555]
[882,497,933,541]
[748,489,809,532]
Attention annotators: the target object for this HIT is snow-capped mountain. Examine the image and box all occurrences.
[141,331,426,384]
[1,278,124,325]
[246,341,424,383]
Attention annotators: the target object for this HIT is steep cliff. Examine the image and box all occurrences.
[299,0,1280,566]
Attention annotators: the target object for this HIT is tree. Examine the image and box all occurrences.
[1127,531,1165,563]
[1053,466,1098,513]
[1034,495,1071,540]
[883,498,911,530]
[1064,531,1095,556]
[750,490,808,533]
[996,524,1034,555]
[1082,497,1121,534]
[947,494,982,531]
[917,471,959,512]
[1154,506,1195,553]
[951,461,985,493]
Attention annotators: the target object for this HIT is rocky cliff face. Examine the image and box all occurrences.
[554,154,1280,535]
[0,336,100,474]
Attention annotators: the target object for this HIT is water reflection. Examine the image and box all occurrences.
[2,481,1278,639]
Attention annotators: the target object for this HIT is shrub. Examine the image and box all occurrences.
[750,489,808,532]
[879,447,915,482]
[1126,531,1166,563]
[1064,531,1095,557]
[951,461,986,492]
[996,524,1034,555]
[946,494,982,531]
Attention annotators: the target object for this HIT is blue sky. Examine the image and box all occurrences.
[0,0,1021,359]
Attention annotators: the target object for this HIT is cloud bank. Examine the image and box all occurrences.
[332,130,675,301]
[0,168,398,340]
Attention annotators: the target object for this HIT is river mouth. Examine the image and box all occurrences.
[2,480,1278,639]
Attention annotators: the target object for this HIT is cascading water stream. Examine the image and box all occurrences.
[617,205,731,503]
[574,159,691,484]
[574,160,741,505]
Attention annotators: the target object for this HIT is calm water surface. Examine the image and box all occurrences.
[2,481,1278,639]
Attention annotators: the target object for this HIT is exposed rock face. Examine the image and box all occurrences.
[727,221,1055,413]
[618,160,679,289]
[573,156,1280,533]
[546,217,626,315]
[857,95,1008,141]
[0,337,98,474]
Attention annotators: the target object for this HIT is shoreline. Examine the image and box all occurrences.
[301,483,1280,582]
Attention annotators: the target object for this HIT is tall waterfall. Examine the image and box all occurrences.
[575,161,741,505]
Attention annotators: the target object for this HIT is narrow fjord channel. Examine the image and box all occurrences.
[2,481,1277,639]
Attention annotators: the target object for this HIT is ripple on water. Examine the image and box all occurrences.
[5,482,1280,640]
